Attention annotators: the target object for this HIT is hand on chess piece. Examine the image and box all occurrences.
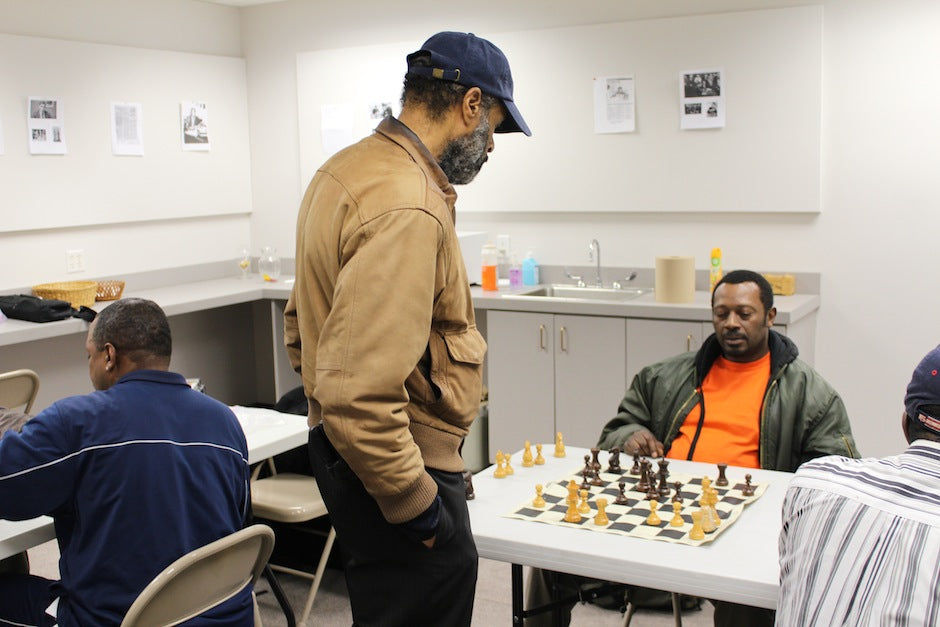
[622,427,664,458]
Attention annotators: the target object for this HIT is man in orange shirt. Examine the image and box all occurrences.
[527,269,858,627]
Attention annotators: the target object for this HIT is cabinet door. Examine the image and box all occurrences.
[626,319,706,384]
[486,311,555,459]
[554,315,627,449]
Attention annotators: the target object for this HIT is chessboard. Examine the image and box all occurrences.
[505,456,766,547]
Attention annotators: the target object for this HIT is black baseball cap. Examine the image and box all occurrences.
[406,32,531,136]
[904,345,940,434]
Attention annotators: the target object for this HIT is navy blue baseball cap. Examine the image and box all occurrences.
[407,32,531,136]
[905,345,940,433]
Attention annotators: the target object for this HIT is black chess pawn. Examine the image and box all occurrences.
[607,446,622,473]
[645,477,659,501]
[742,473,755,497]
[615,481,630,505]
[630,453,641,476]
[582,454,593,478]
[716,462,729,487]
[672,481,683,504]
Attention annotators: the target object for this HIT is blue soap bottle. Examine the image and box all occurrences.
[522,251,539,286]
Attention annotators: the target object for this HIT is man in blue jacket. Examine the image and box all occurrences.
[0,298,251,626]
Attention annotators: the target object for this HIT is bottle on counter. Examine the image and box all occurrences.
[481,242,499,291]
[709,247,722,292]
[522,250,540,286]
[509,254,523,288]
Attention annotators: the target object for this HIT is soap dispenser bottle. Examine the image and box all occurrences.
[522,251,540,286]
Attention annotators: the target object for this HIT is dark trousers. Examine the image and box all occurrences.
[0,574,59,627]
[308,426,478,627]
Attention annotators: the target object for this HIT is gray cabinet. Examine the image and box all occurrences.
[486,311,626,457]
[625,319,711,384]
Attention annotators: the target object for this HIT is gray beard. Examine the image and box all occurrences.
[438,114,490,185]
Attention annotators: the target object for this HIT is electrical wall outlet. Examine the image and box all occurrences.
[66,249,86,273]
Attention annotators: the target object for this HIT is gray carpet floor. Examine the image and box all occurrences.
[28,540,713,626]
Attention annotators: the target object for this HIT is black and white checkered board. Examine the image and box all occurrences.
[506,465,766,546]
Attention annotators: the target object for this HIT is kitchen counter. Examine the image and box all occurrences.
[470,284,819,324]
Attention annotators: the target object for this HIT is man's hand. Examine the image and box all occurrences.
[623,428,665,458]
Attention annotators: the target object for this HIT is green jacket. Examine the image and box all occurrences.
[598,330,858,472]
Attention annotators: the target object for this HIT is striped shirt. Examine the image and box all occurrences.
[776,440,940,626]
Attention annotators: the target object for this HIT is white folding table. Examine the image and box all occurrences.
[467,446,791,624]
[0,406,310,560]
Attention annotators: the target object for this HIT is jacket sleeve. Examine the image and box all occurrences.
[597,371,657,449]
[284,289,302,375]
[315,209,441,524]
[799,388,860,465]
[0,405,78,520]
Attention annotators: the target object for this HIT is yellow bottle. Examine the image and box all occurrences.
[709,247,722,292]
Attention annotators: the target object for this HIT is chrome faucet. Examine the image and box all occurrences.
[588,239,602,286]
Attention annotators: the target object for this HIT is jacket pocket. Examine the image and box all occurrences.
[426,328,486,428]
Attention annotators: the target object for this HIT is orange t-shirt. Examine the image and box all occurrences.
[667,353,770,468]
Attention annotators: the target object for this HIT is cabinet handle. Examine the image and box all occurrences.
[687,334,694,352]
[560,326,568,352]
[539,324,546,351]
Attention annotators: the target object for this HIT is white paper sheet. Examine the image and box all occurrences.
[180,100,210,151]
[28,97,67,155]
[111,102,144,156]
[679,68,725,130]
[320,103,354,156]
[594,76,635,133]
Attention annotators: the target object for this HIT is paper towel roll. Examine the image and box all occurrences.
[655,256,696,303]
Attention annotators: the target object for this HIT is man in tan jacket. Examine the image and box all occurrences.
[284,31,530,626]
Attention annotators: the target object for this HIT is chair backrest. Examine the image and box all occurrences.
[120,524,275,627]
[0,369,40,414]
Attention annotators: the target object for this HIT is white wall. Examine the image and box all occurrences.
[0,0,251,289]
[241,0,940,458]
[4,0,935,457]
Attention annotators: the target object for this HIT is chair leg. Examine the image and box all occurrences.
[263,564,297,627]
[671,592,683,627]
[621,602,636,627]
[298,527,337,625]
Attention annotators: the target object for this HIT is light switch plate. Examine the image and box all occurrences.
[66,249,86,273]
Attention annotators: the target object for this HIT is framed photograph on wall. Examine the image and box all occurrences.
[180,101,210,151]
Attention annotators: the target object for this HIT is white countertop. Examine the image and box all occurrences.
[468,447,790,609]
[470,285,819,325]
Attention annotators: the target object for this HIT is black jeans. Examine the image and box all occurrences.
[308,425,478,627]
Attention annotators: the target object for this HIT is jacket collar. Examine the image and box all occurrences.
[374,117,457,218]
[693,329,798,387]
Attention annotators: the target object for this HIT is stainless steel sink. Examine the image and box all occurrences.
[502,284,652,302]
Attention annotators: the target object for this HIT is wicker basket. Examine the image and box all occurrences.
[96,280,125,301]
[32,280,98,309]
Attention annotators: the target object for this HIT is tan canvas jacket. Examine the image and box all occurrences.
[284,117,485,524]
